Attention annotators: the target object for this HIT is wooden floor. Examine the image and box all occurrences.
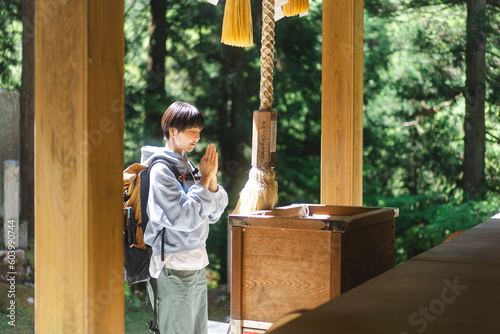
[267,215,500,334]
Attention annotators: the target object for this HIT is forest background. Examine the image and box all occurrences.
[0,0,499,328]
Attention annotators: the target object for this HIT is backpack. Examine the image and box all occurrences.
[122,156,199,333]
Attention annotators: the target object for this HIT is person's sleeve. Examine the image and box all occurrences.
[147,163,217,232]
[207,185,229,224]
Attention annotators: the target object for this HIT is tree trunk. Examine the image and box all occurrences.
[20,0,35,236]
[217,48,250,208]
[464,0,486,200]
[147,0,167,97]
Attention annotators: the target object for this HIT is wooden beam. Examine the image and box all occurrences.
[35,1,124,332]
[321,0,364,206]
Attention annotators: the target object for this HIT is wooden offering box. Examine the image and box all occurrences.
[229,204,399,333]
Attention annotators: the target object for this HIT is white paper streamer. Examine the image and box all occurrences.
[275,7,285,21]
[275,0,289,8]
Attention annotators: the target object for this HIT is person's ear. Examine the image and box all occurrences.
[170,128,178,137]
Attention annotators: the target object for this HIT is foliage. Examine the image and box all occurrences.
[364,0,500,263]
[0,0,22,89]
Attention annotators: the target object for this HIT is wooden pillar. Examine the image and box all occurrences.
[321,0,364,206]
[35,1,124,333]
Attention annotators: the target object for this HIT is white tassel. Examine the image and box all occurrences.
[233,167,278,214]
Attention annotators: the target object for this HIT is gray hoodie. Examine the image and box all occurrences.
[140,145,228,260]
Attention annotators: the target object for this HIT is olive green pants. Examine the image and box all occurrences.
[147,268,208,334]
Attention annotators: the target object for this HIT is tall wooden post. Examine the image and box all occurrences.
[35,1,124,333]
[321,0,364,206]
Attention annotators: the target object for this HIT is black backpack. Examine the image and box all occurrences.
[123,157,199,333]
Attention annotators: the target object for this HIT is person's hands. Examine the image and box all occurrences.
[199,144,218,191]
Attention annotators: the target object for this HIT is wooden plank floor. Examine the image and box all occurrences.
[268,217,500,334]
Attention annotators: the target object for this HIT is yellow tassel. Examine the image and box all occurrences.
[233,167,278,214]
[221,0,253,47]
[282,0,309,17]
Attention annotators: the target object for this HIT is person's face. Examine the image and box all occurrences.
[169,127,202,154]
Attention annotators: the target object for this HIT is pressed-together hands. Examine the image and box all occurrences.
[199,144,218,192]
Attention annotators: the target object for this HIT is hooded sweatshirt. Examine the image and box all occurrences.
[140,145,228,277]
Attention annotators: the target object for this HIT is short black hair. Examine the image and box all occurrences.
[161,101,205,139]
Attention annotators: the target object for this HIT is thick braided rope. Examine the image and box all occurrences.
[259,0,275,111]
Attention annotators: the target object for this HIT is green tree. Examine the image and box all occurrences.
[403,0,497,201]
[147,0,168,97]
[364,0,499,262]
[0,0,21,89]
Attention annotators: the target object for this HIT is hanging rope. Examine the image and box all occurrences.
[233,0,278,214]
[259,0,275,112]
